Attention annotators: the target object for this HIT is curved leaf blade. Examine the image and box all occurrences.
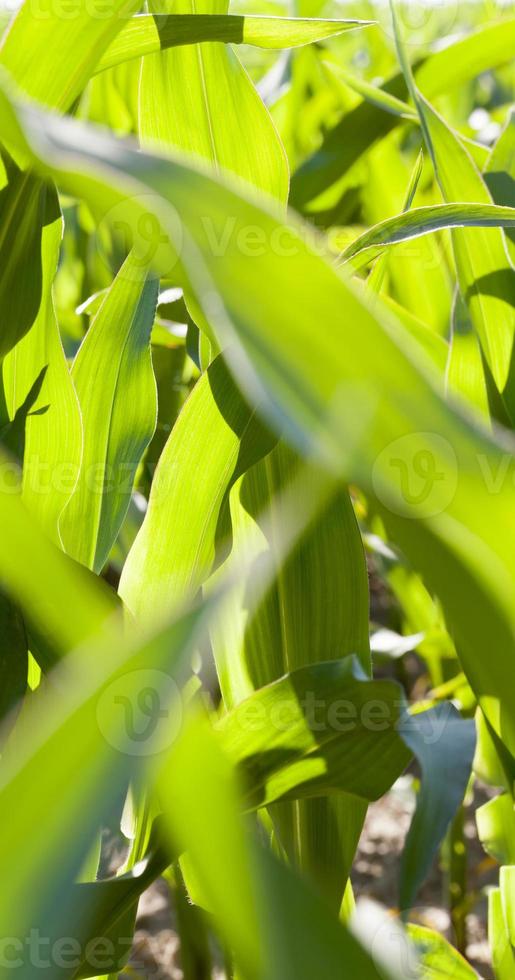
[98,13,373,74]
[2,182,82,543]
[340,202,515,271]
[390,1,515,417]
[139,3,288,202]
[119,354,275,616]
[291,17,515,208]
[2,82,515,767]
[60,251,158,572]
[0,0,141,110]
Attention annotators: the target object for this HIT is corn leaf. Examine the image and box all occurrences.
[2,183,82,543]
[406,924,479,979]
[220,658,474,910]
[98,13,372,74]
[219,659,408,806]
[291,16,515,209]
[399,703,476,912]
[477,793,515,866]
[501,865,515,945]
[485,108,515,266]
[120,354,275,616]
[139,0,288,202]
[2,72,515,779]
[159,710,407,980]
[446,293,491,422]
[210,442,371,908]
[0,0,141,110]
[0,167,53,359]
[390,1,515,420]
[0,591,27,745]
[0,463,118,654]
[60,252,158,572]
[340,202,515,272]
[489,886,515,980]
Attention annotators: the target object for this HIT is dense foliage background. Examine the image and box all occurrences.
[0,1,514,977]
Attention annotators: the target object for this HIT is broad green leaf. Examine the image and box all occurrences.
[218,658,411,808]
[0,0,141,110]
[485,108,515,266]
[0,597,198,977]
[340,202,515,272]
[364,145,452,340]
[159,711,405,980]
[213,445,370,699]
[446,294,490,423]
[474,706,510,789]
[219,659,474,910]
[0,590,27,745]
[406,924,479,979]
[290,16,515,209]
[0,463,118,655]
[139,0,288,202]
[390,3,515,419]
[98,13,372,74]
[20,833,171,979]
[3,82,515,767]
[501,865,515,945]
[0,561,397,980]
[322,59,417,121]
[211,443,370,909]
[123,346,368,907]
[60,252,158,572]
[415,18,515,96]
[399,703,475,912]
[477,793,515,866]
[378,296,448,373]
[0,364,47,460]
[0,166,52,359]
[120,354,275,617]
[2,182,82,543]
[490,885,515,980]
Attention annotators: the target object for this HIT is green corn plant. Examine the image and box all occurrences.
[0,0,514,977]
